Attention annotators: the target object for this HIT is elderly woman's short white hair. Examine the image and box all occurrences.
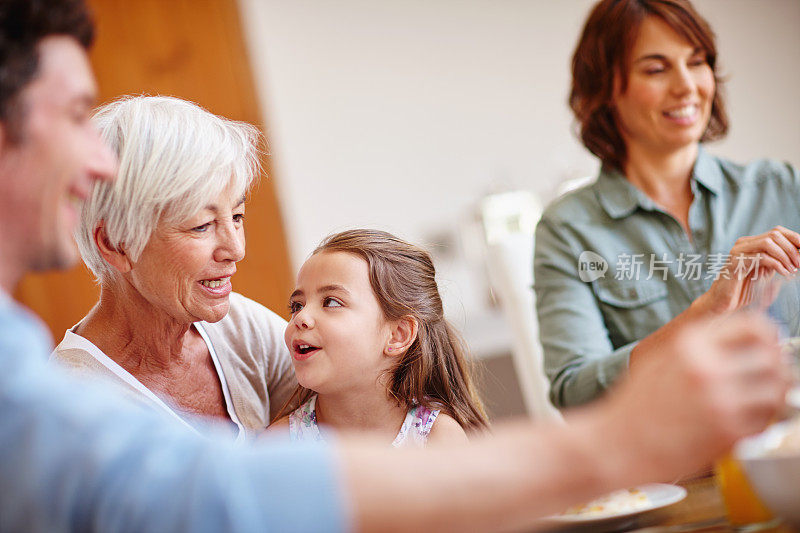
[77,95,262,283]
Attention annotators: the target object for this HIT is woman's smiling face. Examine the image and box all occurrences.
[285,251,394,396]
[126,183,246,325]
[613,16,715,156]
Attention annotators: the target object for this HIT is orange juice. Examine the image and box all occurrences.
[715,453,774,527]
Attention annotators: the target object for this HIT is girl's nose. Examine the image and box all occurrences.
[295,308,314,329]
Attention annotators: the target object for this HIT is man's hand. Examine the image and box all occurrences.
[605,312,791,482]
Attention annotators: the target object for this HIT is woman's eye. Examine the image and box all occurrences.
[689,57,707,67]
[323,297,343,308]
[192,222,211,233]
[233,213,245,224]
[288,301,303,314]
[645,66,665,75]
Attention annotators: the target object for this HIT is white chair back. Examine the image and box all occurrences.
[480,192,562,422]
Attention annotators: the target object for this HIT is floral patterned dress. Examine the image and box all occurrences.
[288,395,440,448]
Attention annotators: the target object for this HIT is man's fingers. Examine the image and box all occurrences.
[708,312,780,347]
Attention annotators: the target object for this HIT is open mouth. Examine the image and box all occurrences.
[66,191,83,207]
[293,342,321,359]
[199,277,231,289]
[64,187,88,226]
[67,182,89,204]
[663,104,698,121]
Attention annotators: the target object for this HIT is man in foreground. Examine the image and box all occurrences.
[0,0,790,531]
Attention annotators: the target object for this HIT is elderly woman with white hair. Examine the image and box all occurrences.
[51,95,296,438]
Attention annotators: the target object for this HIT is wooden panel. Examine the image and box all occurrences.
[14,0,293,339]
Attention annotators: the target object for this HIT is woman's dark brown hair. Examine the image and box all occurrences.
[569,0,728,171]
[278,229,489,432]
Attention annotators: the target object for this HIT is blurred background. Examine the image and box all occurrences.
[15,0,800,418]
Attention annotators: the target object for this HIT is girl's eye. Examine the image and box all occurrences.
[192,222,211,233]
[644,66,665,75]
[323,297,343,308]
[288,301,303,314]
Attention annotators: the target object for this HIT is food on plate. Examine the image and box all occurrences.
[562,488,650,517]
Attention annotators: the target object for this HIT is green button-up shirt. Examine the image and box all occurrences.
[534,148,800,407]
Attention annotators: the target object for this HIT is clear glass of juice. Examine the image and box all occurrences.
[715,453,779,530]
[714,274,789,529]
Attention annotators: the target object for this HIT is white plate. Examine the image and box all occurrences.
[541,483,687,528]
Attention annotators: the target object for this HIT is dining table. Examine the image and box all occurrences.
[542,473,797,533]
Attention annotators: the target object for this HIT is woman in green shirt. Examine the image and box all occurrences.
[535,0,800,408]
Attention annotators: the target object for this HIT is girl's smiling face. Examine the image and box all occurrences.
[285,251,394,396]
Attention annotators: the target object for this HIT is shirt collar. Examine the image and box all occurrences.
[595,165,654,219]
[595,146,721,219]
[691,146,723,195]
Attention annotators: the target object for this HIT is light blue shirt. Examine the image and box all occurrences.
[534,148,800,408]
[0,293,347,532]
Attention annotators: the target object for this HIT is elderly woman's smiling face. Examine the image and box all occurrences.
[127,183,246,325]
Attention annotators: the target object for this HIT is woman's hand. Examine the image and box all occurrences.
[698,226,800,314]
[632,226,800,370]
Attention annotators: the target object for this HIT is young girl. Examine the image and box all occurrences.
[272,229,488,446]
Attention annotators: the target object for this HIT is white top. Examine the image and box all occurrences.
[50,292,297,438]
[55,323,243,438]
[288,394,440,448]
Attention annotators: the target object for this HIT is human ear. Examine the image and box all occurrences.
[385,315,418,357]
[94,221,131,273]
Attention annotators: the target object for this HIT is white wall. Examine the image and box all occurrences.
[238,0,800,344]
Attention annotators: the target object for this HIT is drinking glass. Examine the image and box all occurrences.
[714,273,795,530]
[715,453,778,530]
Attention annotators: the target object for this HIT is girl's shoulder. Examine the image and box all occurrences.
[425,412,468,446]
[393,405,468,447]
[287,395,325,442]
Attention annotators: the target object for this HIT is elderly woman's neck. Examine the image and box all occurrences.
[78,284,198,372]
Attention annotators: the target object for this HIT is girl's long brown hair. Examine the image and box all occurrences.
[277,229,489,432]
